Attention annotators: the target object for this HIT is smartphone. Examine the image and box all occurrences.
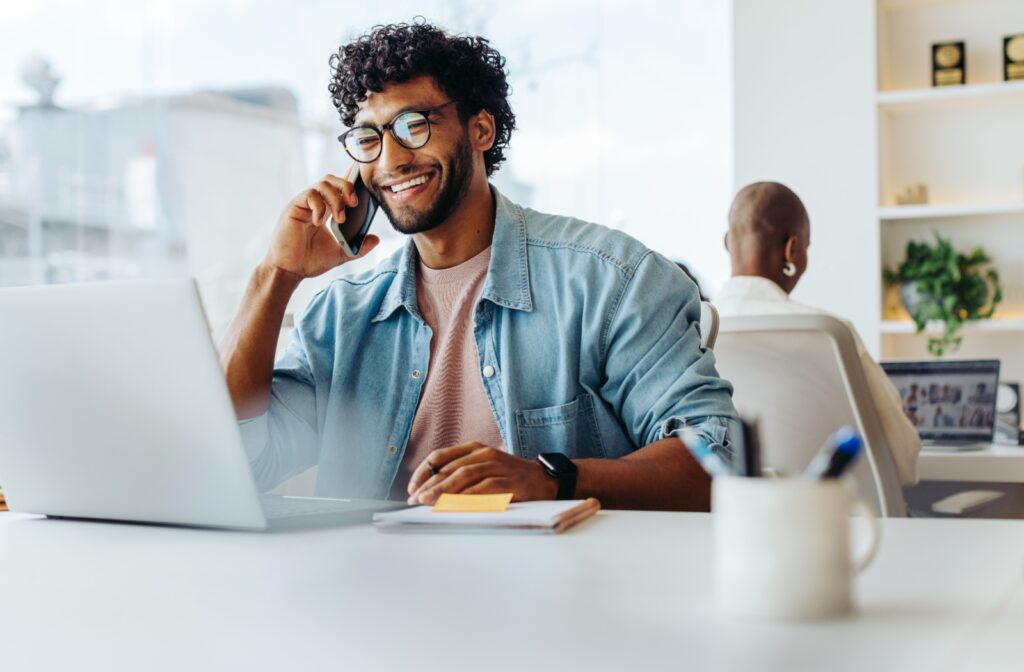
[328,166,379,258]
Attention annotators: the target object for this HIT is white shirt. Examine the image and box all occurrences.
[715,276,920,486]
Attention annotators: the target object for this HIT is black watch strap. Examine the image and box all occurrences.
[538,453,578,500]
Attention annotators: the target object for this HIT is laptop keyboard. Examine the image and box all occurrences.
[260,495,360,519]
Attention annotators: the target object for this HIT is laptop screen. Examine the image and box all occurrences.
[881,359,1001,443]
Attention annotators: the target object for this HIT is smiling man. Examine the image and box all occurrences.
[220,21,737,510]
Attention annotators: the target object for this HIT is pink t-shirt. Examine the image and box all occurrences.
[392,246,505,497]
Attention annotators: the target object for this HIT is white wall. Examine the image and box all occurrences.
[732,0,881,355]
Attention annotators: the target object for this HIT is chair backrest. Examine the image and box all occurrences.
[699,301,720,350]
[714,314,906,517]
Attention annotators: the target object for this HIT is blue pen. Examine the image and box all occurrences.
[802,426,863,480]
[676,427,733,478]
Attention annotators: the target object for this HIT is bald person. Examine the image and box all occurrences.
[715,181,920,486]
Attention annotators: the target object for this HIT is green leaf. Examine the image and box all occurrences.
[893,233,1003,357]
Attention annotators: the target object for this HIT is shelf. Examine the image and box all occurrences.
[878,0,973,10]
[881,319,1024,334]
[879,202,1024,220]
[877,80,1024,112]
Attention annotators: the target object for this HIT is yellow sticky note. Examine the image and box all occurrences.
[433,493,513,513]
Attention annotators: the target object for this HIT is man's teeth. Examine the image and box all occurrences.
[390,175,429,193]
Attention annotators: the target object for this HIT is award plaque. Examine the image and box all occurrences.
[932,41,965,86]
[1006,34,1024,81]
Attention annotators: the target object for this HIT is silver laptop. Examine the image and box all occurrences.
[881,359,1001,451]
[0,278,404,530]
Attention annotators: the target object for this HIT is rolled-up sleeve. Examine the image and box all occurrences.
[238,333,322,493]
[600,251,738,459]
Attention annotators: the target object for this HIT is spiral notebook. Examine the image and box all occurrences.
[373,498,600,533]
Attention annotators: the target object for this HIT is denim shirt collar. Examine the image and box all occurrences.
[372,186,533,323]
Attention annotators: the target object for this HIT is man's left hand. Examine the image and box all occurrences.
[406,442,558,505]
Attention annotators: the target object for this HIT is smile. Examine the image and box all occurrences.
[381,172,436,204]
[388,174,431,193]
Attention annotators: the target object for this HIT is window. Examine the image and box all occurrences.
[0,0,732,336]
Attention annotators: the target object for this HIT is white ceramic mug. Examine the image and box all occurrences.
[712,476,880,620]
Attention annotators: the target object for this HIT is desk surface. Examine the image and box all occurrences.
[918,443,1024,482]
[1,510,1023,671]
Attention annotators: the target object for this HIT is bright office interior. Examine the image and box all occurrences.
[1,0,1024,669]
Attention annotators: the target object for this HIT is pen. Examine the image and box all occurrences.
[738,417,762,478]
[802,426,863,480]
[676,427,733,478]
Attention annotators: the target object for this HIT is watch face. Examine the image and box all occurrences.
[539,452,577,474]
[538,452,578,500]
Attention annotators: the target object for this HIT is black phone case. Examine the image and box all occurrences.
[340,176,379,256]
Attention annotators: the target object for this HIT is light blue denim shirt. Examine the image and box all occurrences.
[240,187,737,498]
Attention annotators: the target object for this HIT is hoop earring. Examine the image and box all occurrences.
[782,262,797,277]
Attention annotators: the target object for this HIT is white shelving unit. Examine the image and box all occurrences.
[733,0,1024,443]
[733,0,1023,370]
[876,0,1024,384]
[877,79,1024,109]
[879,202,1024,220]
[881,319,1024,334]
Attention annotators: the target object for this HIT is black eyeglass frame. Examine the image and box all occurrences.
[337,100,458,163]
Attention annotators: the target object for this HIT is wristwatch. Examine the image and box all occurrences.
[537,453,578,500]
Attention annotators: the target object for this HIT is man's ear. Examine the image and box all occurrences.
[470,109,496,152]
[723,231,731,252]
[783,235,798,262]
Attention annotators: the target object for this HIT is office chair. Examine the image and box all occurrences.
[714,314,906,517]
[699,301,720,350]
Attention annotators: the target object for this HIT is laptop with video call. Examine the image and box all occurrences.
[0,278,404,530]
[881,359,1001,451]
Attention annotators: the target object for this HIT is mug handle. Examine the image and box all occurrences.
[849,499,881,575]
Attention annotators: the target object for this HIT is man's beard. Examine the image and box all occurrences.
[375,133,474,236]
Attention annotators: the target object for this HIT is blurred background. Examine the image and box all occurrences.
[0,0,732,338]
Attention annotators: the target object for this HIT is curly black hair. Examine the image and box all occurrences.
[328,20,515,176]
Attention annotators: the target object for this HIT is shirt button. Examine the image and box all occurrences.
[483,365,496,378]
[411,369,422,380]
[388,445,398,455]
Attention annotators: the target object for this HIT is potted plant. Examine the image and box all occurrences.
[884,233,1003,357]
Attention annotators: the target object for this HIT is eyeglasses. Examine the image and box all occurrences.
[338,101,458,163]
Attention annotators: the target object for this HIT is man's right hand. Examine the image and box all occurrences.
[263,171,381,279]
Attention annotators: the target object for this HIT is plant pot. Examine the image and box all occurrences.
[900,282,930,317]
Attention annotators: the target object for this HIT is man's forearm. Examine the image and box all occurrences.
[219,264,302,419]
[575,437,711,511]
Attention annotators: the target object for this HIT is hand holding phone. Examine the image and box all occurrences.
[264,167,379,280]
[327,164,379,258]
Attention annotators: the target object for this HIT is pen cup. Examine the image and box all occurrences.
[712,476,880,620]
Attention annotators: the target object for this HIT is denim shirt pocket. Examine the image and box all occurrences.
[514,394,606,460]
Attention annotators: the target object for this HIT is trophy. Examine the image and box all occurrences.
[1006,34,1024,81]
[895,183,929,206]
[932,41,965,86]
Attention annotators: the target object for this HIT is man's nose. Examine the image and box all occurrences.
[377,131,415,174]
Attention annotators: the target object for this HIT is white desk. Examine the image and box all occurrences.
[918,443,1024,482]
[1,510,1023,671]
